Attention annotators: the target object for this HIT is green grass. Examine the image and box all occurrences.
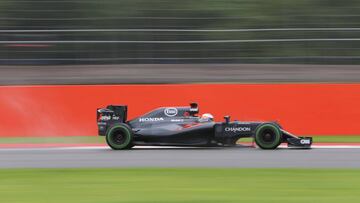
[0,136,360,144]
[0,168,360,203]
[313,136,360,143]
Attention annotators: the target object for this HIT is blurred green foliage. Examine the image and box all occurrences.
[1,168,360,203]
[1,0,360,64]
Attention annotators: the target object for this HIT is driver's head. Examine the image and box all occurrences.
[199,113,214,122]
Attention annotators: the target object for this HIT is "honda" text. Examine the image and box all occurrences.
[139,117,165,122]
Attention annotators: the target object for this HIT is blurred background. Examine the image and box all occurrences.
[1,2,360,202]
[1,0,360,65]
[1,0,360,138]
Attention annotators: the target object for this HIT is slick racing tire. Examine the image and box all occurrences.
[106,123,134,150]
[254,124,282,149]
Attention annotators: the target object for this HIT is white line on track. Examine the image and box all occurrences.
[303,145,360,149]
[1,145,360,151]
[0,146,201,151]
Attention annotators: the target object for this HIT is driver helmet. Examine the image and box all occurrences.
[199,113,214,122]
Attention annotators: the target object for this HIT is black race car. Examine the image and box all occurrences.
[97,103,312,150]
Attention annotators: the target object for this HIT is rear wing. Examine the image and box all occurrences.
[97,105,127,136]
[97,105,127,123]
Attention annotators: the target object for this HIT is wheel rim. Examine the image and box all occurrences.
[111,130,127,145]
[260,129,276,144]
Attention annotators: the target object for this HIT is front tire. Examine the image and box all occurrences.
[106,124,134,150]
[254,124,282,149]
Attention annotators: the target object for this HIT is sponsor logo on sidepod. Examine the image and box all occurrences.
[139,117,165,122]
[225,127,251,132]
[171,119,184,122]
[300,139,311,144]
[164,107,178,117]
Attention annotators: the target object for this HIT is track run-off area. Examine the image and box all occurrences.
[1,144,360,168]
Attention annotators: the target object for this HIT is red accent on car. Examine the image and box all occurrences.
[97,113,103,121]
[182,123,202,129]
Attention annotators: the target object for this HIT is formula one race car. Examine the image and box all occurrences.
[97,103,312,150]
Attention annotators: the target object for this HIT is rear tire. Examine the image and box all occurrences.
[254,124,282,149]
[106,123,134,150]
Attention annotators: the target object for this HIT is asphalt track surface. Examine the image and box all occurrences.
[1,146,360,168]
[1,64,360,85]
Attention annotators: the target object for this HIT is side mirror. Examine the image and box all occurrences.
[224,116,230,124]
